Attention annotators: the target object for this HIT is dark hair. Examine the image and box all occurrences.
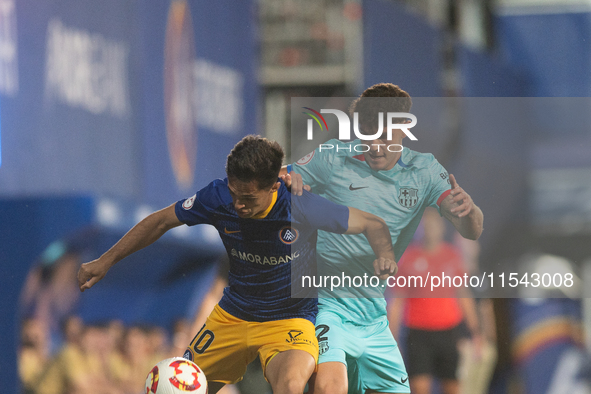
[226,135,284,189]
[350,83,412,134]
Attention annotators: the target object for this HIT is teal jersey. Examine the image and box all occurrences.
[290,139,451,323]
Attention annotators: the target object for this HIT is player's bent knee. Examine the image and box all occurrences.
[316,387,347,394]
[276,376,307,394]
[271,365,313,394]
[314,376,347,394]
[315,383,347,394]
[313,362,347,394]
[266,349,316,393]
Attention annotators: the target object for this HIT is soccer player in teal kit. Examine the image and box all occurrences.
[287,83,484,394]
[77,135,398,394]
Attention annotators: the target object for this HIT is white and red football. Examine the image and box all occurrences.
[145,357,208,394]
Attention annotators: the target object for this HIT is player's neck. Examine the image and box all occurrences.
[385,152,402,171]
[251,190,278,219]
[374,151,402,171]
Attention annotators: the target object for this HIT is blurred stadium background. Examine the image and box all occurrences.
[2,0,591,392]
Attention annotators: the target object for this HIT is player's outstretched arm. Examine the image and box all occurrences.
[440,174,484,240]
[77,204,183,292]
[346,207,397,279]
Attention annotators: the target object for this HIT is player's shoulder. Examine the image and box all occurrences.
[197,178,232,206]
[291,188,346,219]
[401,148,440,169]
[289,188,317,212]
[333,139,369,159]
[292,188,325,204]
[317,138,355,159]
[400,149,448,181]
[275,180,291,203]
[204,177,230,194]
[294,139,359,170]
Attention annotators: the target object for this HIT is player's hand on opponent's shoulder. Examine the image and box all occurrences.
[373,257,398,280]
[77,258,111,292]
[280,172,310,196]
[446,174,475,218]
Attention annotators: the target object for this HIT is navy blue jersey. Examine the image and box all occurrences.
[175,178,349,323]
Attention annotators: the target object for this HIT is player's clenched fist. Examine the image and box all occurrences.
[373,257,398,279]
[77,258,111,292]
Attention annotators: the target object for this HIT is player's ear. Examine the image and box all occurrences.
[270,181,281,193]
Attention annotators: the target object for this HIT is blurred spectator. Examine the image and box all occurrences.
[388,208,481,394]
[147,325,170,366]
[61,316,84,346]
[22,252,273,393]
[107,320,126,357]
[114,325,155,394]
[37,322,123,394]
[454,234,497,394]
[18,317,49,394]
[171,317,192,358]
[20,241,82,353]
[82,322,124,394]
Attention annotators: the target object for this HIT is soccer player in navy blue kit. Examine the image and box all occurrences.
[77,135,397,394]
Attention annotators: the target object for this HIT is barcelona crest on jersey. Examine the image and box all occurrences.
[398,187,419,208]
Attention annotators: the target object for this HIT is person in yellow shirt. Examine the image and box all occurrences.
[38,323,123,394]
[19,318,49,394]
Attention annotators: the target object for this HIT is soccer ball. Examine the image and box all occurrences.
[145,357,208,394]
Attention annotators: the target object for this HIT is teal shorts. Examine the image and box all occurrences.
[316,311,410,394]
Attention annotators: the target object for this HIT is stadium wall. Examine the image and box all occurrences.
[363,0,443,97]
[0,0,258,207]
[0,0,257,391]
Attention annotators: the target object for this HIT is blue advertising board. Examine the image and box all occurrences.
[0,0,257,391]
[363,0,443,97]
[0,0,257,205]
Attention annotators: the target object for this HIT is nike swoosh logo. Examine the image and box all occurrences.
[401,377,408,384]
[224,227,241,234]
[349,184,368,191]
